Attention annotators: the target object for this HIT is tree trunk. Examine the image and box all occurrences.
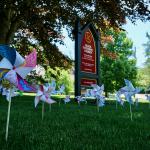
[0,9,18,44]
[105,91,109,97]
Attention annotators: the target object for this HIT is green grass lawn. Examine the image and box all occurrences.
[0,95,150,150]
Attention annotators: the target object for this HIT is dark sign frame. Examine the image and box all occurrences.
[74,20,100,96]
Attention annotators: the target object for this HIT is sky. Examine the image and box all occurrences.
[122,19,150,67]
[58,20,150,68]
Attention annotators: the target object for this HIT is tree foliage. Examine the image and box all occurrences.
[100,29,137,95]
[143,33,150,67]
[0,0,150,68]
[141,32,150,90]
[137,67,150,91]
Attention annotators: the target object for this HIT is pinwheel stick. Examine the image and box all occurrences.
[42,102,45,120]
[129,104,133,121]
[49,104,51,112]
[97,99,99,112]
[116,100,118,110]
[59,98,61,106]
[5,88,12,141]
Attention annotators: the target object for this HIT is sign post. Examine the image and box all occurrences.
[74,20,100,96]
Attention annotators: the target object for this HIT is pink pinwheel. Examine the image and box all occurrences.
[34,85,56,107]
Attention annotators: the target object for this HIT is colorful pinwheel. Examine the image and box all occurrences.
[0,45,36,92]
[0,45,37,141]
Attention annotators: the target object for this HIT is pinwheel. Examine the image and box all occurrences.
[121,79,141,103]
[46,80,57,95]
[0,46,36,92]
[135,98,139,108]
[115,92,124,107]
[91,84,104,96]
[0,84,2,93]
[0,45,37,141]
[64,95,71,104]
[2,87,18,101]
[34,85,56,119]
[145,95,150,108]
[34,85,56,107]
[75,96,87,106]
[57,84,65,94]
[118,79,141,121]
[89,84,105,112]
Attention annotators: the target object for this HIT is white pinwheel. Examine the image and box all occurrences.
[57,84,65,95]
[2,87,18,101]
[118,79,141,104]
[145,94,150,108]
[96,95,105,107]
[64,95,71,104]
[118,79,141,121]
[34,85,56,108]
[116,92,124,106]
[76,96,87,105]
[145,94,150,102]
[91,84,104,96]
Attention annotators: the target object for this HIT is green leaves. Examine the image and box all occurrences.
[100,28,137,94]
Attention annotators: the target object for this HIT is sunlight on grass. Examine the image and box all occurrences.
[0,95,150,149]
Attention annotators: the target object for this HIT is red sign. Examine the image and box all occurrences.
[81,29,96,74]
[81,78,97,87]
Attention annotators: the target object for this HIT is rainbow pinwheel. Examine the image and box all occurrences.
[0,45,36,92]
[34,85,56,108]
[64,95,71,104]
[0,45,37,141]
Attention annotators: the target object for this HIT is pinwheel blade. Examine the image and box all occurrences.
[124,79,135,91]
[0,69,9,80]
[17,74,36,92]
[15,50,37,79]
[0,45,16,65]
